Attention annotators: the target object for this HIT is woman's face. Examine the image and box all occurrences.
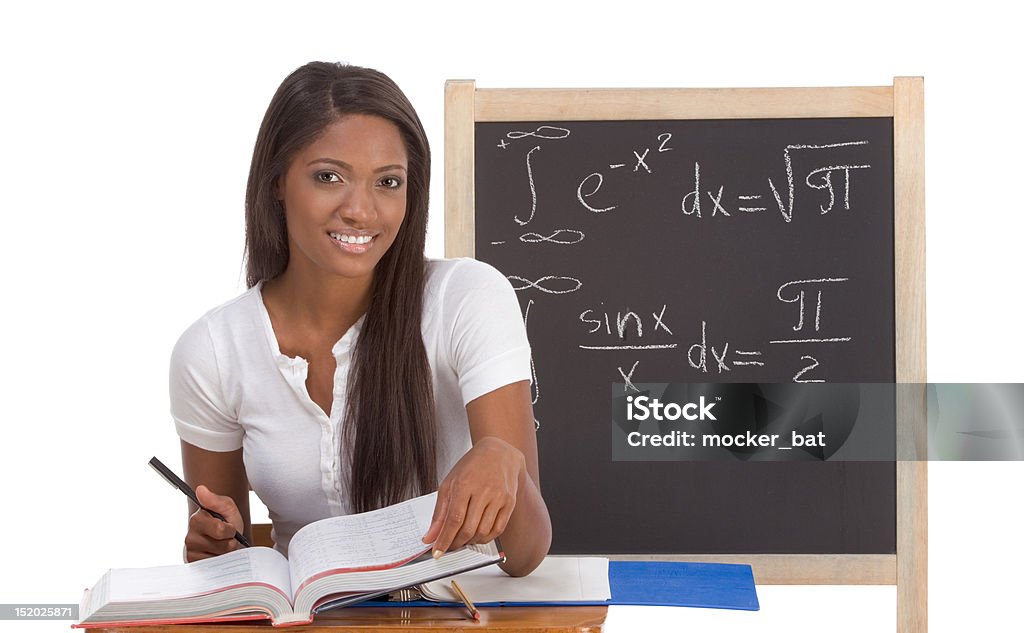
[276,114,408,284]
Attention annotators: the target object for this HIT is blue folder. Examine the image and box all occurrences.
[357,560,759,611]
[606,561,759,610]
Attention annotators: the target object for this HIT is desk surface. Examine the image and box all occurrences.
[88,606,608,633]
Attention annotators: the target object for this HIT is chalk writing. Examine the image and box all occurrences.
[794,355,825,383]
[767,141,870,222]
[708,186,729,217]
[524,298,539,405]
[657,132,673,152]
[508,275,583,295]
[579,344,679,350]
[652,305,673,335]
[633,148,651,173]
[770,337,853,344]
[806,164,871,213]
[687,320,732,375]
[737,194,766,213]
[577,173,617,213]
[506,125,571,141]
[515,146,541,226]
[520,229,585,245]
[681,162,702,216]
[776,277,849,333]
[476,120,892,400]
[618,361,640,393]
[733,350,765,367]
[579,304,674,341]
[523,298,541,431]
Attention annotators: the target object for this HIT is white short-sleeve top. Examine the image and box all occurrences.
[169,258,531,555]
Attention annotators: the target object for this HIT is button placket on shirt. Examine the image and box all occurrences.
[262,288,363,518]
[321,322,360,515]
[273,355,337,508]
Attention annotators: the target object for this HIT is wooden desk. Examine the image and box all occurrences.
[90,606,608,632]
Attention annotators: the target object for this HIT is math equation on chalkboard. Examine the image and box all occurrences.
[474,118,895,431]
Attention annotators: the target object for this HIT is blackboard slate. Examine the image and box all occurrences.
[474,118,896,554]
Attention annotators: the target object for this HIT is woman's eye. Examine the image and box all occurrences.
[316,171,341,184]
[379,176,402,189]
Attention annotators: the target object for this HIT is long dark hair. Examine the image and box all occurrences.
[244,62,437,512]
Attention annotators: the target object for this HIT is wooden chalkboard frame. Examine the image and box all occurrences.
[444,79,926,632]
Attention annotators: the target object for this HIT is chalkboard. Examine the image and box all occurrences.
[444,81,926,604]
[474,117,895,555]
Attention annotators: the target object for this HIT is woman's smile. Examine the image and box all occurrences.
[328,231,377,253]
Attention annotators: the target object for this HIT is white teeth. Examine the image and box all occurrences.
[330,233,373,245]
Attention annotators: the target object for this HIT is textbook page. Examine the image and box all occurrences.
[287,492,437,592]
[420,556,611,604]
[96,547,291,607]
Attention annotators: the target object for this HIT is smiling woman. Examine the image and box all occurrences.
[170,62,551,577]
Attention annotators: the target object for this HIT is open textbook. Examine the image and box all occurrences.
[75,492,503,628]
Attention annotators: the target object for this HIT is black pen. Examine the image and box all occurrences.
[148,456,252,548]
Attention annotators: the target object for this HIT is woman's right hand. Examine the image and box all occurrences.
[184,485,246,562]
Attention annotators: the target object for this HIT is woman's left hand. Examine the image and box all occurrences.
[421,436,526,556]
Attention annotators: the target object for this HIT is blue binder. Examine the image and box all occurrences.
[606,561,759,610]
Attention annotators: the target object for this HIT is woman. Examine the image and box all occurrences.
[170,62,551,576]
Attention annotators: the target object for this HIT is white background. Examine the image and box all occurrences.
[0,2,1020,631]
